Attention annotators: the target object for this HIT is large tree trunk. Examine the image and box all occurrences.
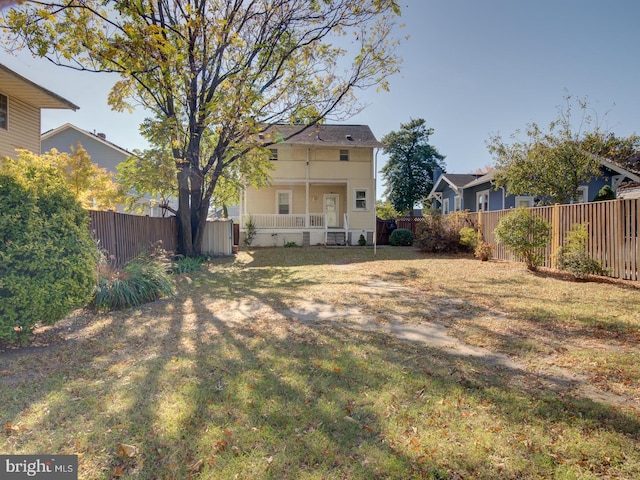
[177,165,193,256]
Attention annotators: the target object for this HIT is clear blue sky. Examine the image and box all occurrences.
[3,0,639,197]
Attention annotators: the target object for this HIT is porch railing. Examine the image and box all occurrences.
[246,213,326,229]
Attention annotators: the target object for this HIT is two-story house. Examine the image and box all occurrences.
[0,63,78,160]
[240,124,382,247]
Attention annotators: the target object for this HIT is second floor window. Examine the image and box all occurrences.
[0,94,7,130]
[269,148,278,161]
[340,149,349,161]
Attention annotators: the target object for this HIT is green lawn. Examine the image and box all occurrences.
[1,247,639,479]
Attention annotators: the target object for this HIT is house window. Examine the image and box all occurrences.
[442,198,450,215]
[454,196,462,212]
[571,186,588,204]
[515,196,534,208]
[354,189,368,210]
[340,149,349,161]
[0,94,7,130]
[477,190,490,211]
[277,190,291,214]
[269,148,278,161]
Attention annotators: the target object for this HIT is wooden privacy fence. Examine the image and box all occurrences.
[89,211,235,266]
[472,198,640,281]
[89,210,178,265]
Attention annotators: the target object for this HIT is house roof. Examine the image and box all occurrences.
[261,124,383,148]
[462,170,496,189]
[41,123,132,156]
[428,173,483,199]
[0,63,79,110]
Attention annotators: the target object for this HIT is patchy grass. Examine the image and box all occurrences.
[1,247,639,479]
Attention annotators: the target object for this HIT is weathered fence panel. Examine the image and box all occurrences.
[89,210,178,265]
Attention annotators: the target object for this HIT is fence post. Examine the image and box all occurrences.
[550,204,561,269]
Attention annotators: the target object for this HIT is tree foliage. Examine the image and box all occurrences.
[6,147,124,210]
[488,95,640,205]
[0,157,97,344]
[375,198,400,220]
[381,118,445,215]
[2,0,401,255]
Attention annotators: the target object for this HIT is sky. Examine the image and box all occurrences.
[2,0,640,198]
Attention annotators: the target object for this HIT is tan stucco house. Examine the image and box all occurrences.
[240,124,382,247]
[0,63,78,159]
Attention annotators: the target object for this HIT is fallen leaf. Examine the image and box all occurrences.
[112,465,125,477]
[116,443,139,459]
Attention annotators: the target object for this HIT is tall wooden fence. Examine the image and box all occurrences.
[89,211,236,265]
[89,210,178,265]
[471,198,640,281]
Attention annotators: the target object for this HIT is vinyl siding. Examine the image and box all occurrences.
[41,129,129,173]
[0,95,40,159]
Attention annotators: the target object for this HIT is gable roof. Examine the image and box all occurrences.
[261,124,383,148]
[429,173,482,199]
[41,123,132,156]
[0,63,78,110]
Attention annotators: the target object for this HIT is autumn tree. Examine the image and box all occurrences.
[2,0,401,255]
[381,118,446,216]
[4,147,123,210]
[488,95,640,205]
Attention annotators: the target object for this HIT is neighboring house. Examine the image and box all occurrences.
[0,63,78,160]
[41,122,131,175]
[41,122,176,216]
[241,124,382,246]
[428,159,640,213]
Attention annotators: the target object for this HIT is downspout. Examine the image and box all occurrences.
[374,148,378,255]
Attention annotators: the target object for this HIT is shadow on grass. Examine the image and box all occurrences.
[2,252,640,479]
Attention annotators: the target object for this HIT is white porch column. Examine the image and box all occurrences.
[305,148,310,227]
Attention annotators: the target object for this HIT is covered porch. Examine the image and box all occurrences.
[241,181,351,245]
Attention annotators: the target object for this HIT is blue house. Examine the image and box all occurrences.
[428,158,640,213]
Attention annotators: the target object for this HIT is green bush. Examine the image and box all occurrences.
[389,228,414,246]
[494,208,551,271]
[0,162,97,344]
[557,224,608,279]
[93,254,175,311]
[459,226,479,251]
[358,234,367,246]
[415,212,472,253]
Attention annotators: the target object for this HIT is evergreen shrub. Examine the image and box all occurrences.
[0,162,97,344]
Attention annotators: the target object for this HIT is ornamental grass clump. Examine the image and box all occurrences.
[93,252,175,311]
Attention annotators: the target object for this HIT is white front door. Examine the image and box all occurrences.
[324,194,339,227]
